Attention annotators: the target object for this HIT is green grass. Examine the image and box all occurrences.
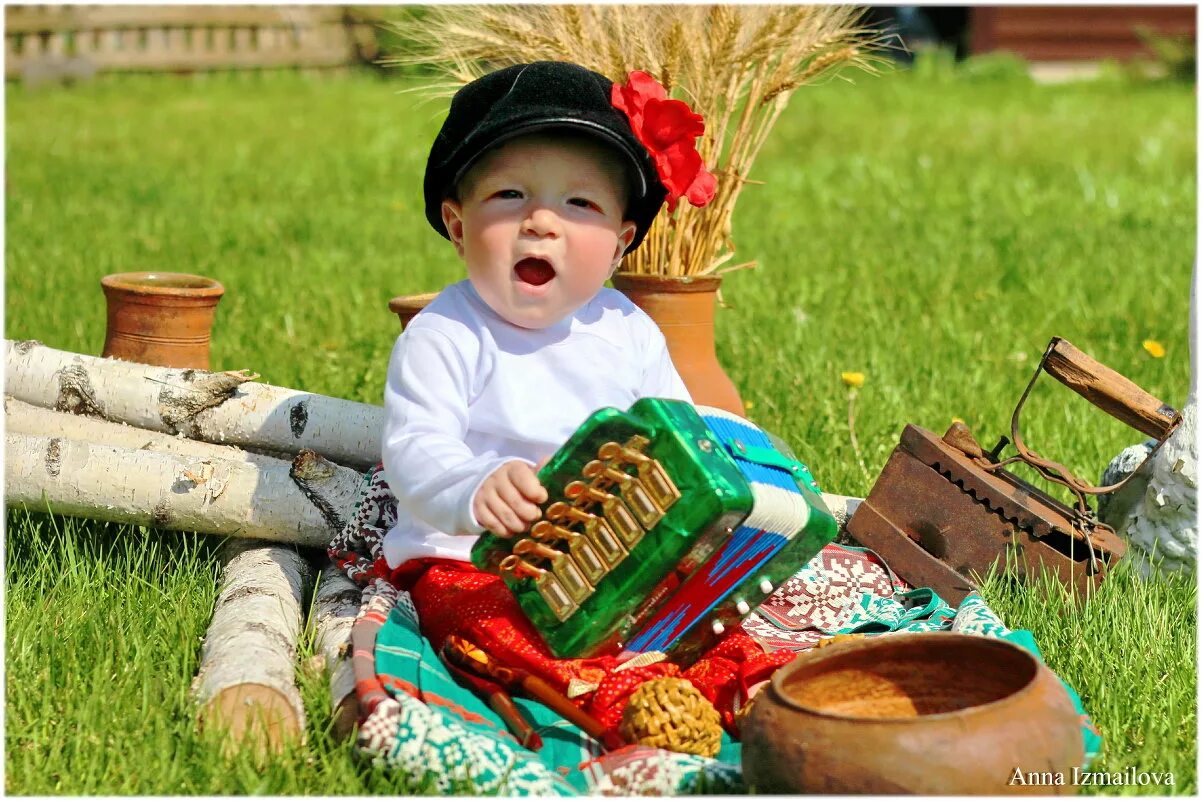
[981,562,1197,788]
[5,56,1196,794]
[3,513,425,794]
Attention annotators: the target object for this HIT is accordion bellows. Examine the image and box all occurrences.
[471,398,837,663]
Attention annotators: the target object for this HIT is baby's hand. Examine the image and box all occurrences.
[474,460,549,538]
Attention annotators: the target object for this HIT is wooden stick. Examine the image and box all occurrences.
[192,539,314,758]
[5,339,383,469]
[517,672,623,750]
[309,563,362,740]
[443,634,623,750]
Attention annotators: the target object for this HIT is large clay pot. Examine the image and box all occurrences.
[101,272,224,369]
[741,632,1084,795]
[610,273,745,416]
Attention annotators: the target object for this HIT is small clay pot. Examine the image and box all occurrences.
[741,632,1084,795]
[610,273,745,416]
[101,272,224,369]
[387,292,441,331]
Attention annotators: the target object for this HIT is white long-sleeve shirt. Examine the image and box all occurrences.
[381,279,692,568]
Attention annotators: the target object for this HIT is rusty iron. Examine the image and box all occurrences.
[846,337,1181,603]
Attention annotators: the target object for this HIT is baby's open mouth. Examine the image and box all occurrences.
[514,257,556,287]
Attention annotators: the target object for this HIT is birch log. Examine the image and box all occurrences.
[193,539,313,756]
[5,339,383,469]
[6,432,334,547]
[6,396,264,463]
[289,449,365,533]
[310,563,363,739]
[292,453,364,739]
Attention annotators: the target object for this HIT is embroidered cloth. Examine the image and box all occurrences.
[331,466,1100,795]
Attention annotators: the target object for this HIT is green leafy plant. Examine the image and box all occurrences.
[1134,25,1196,83]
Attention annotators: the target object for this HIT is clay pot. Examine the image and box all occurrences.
[387,292,441,331]
[610,273,745,416]
[101,272,224,369]
[741,632,1084,795]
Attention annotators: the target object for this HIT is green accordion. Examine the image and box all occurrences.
[471,398,837,662]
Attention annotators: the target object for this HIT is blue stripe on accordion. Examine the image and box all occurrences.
[710,527,787,582]
[623,526,789,653]
[621,414,811,655]
[625,608,690,654]
[701,415,801,494]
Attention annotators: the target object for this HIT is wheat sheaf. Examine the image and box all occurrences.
[389,5,884,278]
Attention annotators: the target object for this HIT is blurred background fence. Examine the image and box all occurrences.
[4,4,382,80]
[4,4,1196,86]
[971,5,1194,62]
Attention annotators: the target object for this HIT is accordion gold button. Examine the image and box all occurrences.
[514,539,594,605]
[582,460,665,530]
[597,439,681,511]
[564,481,645,548]
[546,502,628,569]
[530,520,608,584]
[499,554,578,622]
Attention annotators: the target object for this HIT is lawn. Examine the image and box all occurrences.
[5,55,1196,794]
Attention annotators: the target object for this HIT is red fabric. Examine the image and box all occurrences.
[393,558,791,738]
[682,630,797,731]
[610,70,717,212]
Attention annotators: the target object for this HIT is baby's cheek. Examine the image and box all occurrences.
[572,231,623,271]
[476,228,513,261]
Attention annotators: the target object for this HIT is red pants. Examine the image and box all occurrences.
[389,558,795,735]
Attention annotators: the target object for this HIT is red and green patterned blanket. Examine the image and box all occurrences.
[331,467,1100,795]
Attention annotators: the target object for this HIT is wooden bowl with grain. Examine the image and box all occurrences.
[741,632,1084,795]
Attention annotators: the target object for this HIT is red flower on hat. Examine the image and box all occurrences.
[611,71,717,212]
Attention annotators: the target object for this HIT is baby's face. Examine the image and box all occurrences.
[441,135,637,330]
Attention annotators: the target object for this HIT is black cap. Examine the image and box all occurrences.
[423,61,667,252]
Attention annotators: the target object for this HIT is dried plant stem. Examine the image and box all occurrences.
[391,5,885,278]
[847,390,871,484]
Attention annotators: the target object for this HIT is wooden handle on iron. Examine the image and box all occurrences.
[1042,337,1179,440]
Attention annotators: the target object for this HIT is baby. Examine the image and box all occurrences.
[370,61,772,736]
[381,61,715,571]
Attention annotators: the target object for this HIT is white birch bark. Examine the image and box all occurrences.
[6,432,334,548]
[309,563,362,739]
[288,449,365,534]
[5,339,383,469]
[5,396,262,463]
[192,539,313,755]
